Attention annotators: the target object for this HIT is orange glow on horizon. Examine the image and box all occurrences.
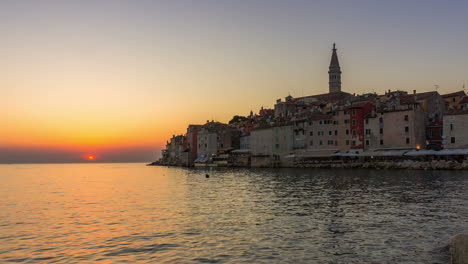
[86,155,96,160]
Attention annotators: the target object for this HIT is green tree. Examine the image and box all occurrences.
[229,115,248,124]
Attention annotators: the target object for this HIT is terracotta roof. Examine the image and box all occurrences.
[442,90,466,98]
[399,91,438,104]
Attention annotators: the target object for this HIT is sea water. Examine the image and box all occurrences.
[0,163,466,263]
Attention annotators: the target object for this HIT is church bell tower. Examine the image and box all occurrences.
[328,43,342,93]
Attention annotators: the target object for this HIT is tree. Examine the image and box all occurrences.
[229,115,248,124]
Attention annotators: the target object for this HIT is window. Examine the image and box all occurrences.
[328,131,332,136]
[310,131,313,136]
[344,110,349,115]
[352,130,356,136]
[275,144,279,148]
[345,119,350,124]
[440,130,443,137]
[309,140,313,146]
[366,140,370,145]
[365,119,369,124]
[405,126,409,132]
[352,120,356,126]
[319,121,323,125]
[379,117,383,123]
[380,140,384,145]
[452,97,456,102]
[205,144,207,147]
[220,143,224,148]
[335,141,338,146]
[319,140,323,145]
[380,128,383,134]
[450,124,454,131]
[346,140,350,145]
[309,122,312,126]
[346,129,350,135]
[365,129,371,135]
[406,138,410,144]
[335,130,338,136]
[451,137,456,143]
[352,140,356,146]
[352,109,356,116]
[428,129,433,138]
[404,115,409,121]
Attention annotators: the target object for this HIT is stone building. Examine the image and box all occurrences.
[399,91,445,125]
[240,135,250,150]
[164,135,185,165]
[250,127,274,156]
[329,43,342,93]
[196,121,239,157]
[273,43,353,119]
[364,106,426,150]
[302,109,353,153]
[347,101,375,150]
[272,125,295,155]
[304,114,338,152]
[443,110,468,149]
[184,125,202,163]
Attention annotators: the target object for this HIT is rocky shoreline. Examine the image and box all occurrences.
[291,159,468,170]
[149,159,468,170]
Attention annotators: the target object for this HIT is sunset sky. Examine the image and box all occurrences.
[2,0,468,163]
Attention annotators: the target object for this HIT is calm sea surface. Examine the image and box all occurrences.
[0,163,466,263]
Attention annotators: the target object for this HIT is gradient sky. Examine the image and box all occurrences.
[2,0,468,163]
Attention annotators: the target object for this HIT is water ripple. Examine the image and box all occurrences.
[0,164,466,263]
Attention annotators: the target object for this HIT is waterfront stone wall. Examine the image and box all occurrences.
[291,159,468,170]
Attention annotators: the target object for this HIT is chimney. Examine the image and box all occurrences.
[413,90,416,95]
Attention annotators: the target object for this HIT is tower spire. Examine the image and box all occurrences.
[328,43,342,93]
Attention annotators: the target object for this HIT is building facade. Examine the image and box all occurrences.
[364,107,426,150]
[443,110,468,149]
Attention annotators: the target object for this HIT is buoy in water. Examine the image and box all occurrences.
[205,174,210,178]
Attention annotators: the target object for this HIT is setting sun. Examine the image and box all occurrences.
[86,155,96,160]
